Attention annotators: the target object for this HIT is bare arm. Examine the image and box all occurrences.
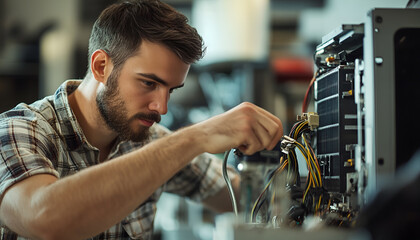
[0,102,283,240]
[0,126,205,240]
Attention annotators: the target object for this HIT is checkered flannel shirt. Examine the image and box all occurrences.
[0,80,230,239]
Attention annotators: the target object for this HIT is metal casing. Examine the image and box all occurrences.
[363,8,420,202]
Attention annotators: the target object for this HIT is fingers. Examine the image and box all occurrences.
[237,121,267,154]
[234,102,283,155]
[195,102,283,155]
[251,105,283,150]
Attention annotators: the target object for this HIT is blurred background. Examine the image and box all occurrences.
[0,0,409,239]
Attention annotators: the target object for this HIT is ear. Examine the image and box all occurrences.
[90,49,113,84]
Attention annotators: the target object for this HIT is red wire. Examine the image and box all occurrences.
[302,74,317,113]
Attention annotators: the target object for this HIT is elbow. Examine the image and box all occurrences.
[27,207,78,240]
[1,201,70,240]
[27,211,62,240]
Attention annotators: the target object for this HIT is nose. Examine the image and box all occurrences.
[148,90,169,115]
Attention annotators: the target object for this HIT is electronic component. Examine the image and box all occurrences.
[314,66,358,194]
[297,112,319,131]
[218,7,420,240]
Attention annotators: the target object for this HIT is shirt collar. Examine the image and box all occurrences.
[53,80,94,151]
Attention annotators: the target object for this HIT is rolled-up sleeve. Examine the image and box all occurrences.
[0,118,59,199]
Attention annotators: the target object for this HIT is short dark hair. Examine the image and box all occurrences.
[87,0,205,73]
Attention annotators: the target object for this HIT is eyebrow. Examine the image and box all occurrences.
[137,73,184,90]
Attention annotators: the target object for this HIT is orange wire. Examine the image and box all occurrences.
[302,73,317,113]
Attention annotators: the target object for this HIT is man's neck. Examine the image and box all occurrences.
[68,77,118,156]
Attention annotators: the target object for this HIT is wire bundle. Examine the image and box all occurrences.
[246,119,325,224]
[289,120,329,215]
[222,118,330,225]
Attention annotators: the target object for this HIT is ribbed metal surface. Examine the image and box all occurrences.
[314,66,357,193]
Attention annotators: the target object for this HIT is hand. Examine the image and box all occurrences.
[194,102,283,155]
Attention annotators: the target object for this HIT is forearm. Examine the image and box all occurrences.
[1,102,283,239]
[2,126,205,240]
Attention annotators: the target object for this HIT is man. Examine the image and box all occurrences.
[0,0,283,239]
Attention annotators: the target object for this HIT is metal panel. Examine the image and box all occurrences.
[363,8,420,202]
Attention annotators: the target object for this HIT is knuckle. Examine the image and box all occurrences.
[240,101,253,107]
[240,116,255,128]
[239,102,256,114]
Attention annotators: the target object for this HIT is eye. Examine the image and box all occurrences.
[141,80,156,89]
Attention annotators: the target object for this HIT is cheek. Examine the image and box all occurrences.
[122,87,150,111]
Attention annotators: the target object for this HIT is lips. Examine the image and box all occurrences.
[138,118,155,127]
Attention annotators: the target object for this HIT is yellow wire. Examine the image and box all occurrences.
[316,195,322,212]
[302,135,323,187]
[292,121,301,139]
[288,150,298,184]
[287,154,292,183]
[293,121,308,139]
[302,173,314,203]
[296,141,319,187]
[290,121,327,213]
[307,146,321,187]
[302,135,322,187]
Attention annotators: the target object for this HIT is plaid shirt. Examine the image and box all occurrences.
[0,80,230,240]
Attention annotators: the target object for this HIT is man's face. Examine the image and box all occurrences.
[96,41,190,142]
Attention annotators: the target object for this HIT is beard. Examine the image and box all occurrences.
[96,69,161,142]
